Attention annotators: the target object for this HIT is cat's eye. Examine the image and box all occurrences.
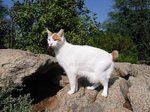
[48,38,51,41]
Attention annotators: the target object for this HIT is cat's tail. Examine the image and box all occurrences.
[111,50,119,61]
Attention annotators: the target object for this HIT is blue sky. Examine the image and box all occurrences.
[84,0,113,23]
[3,0,113,23]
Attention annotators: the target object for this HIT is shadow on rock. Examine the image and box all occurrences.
[12,63,64,104]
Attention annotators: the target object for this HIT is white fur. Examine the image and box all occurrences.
[47,29,114,97]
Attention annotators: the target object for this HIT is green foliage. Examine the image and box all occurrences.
[87,32,138,63]
[0,79,35,112]
[10,0,100,53]
[103,0,150,62]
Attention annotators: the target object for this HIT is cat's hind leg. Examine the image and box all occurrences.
[101,80,108,97]
[99,72,109,97]
[98,63,113,97]
[86,83,100,90]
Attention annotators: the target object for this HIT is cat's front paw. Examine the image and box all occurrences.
[101,92,107,97]
[86,86,95,90]
[67,90,75,95]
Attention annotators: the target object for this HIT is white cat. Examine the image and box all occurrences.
[47,29,119,97]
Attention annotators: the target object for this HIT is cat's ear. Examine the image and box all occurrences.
[57,29,64,37]
[46,28,52,36]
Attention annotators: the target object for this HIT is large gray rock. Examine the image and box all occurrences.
[0,49,64,109]
[131,64,150,78]
[126,64,150,112]
[0,49,57,83]
[114,62,131,78]
[51,77,131,112]
[127,76,150,112]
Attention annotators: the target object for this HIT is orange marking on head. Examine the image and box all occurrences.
[52,33,61,41]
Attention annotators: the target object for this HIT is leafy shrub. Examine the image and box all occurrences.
[8,0,98,53]
[0,78,35,112]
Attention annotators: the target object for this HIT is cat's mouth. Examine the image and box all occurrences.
[48,44,55,49]
[47,43,53,48]
[47,44,51,49]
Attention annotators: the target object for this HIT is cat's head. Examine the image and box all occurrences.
[47,29,65,48]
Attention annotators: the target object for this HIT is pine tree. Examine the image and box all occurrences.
[104,0,150,62]
[0,0,7,48]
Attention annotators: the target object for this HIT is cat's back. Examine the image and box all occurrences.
[68,45,113,71]
[70,44,112,63]
[74,45,110,56]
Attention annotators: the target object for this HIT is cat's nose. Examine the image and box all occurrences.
[49,43,53,46]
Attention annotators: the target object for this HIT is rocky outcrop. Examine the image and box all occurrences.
[0,49,58,83]
[0,49,150,112]
[0,49,64,103]
[40,63,150,112]
[34,63,150,112]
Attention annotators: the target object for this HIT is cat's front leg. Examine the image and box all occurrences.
[67,72,78,94]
